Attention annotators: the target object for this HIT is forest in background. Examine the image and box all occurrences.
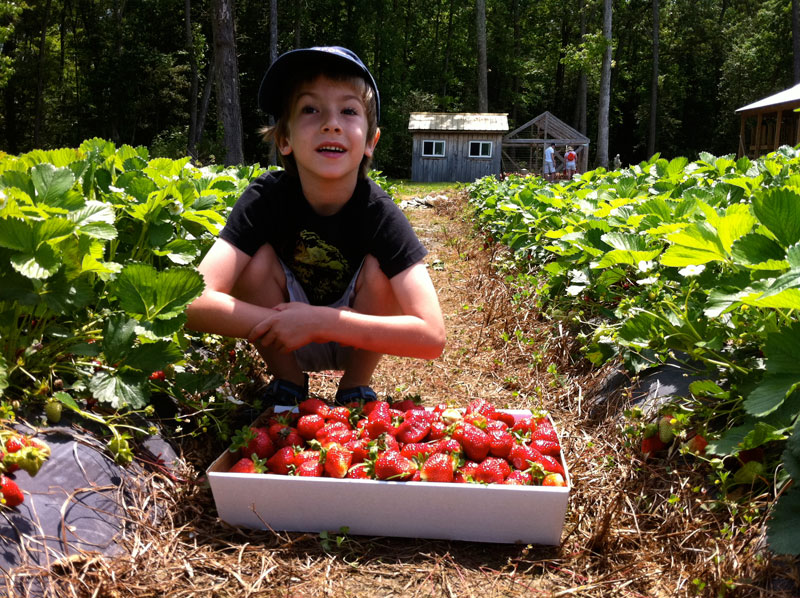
[0,0,796,177]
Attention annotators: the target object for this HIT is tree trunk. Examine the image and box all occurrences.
[294,0,302,47]
[33,0,53,147]
[476,0,488,112]
[794,0,800,83]
[441,0,455,102]
[211,0,244,165]
[576,0,587,135]
[647,0,659,158]
[196,60,215,149]
[186,0,200,158]
[596,0,612,169]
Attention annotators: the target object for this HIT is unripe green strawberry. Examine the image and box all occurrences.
[658,414,676,444]
[45,400,62,424]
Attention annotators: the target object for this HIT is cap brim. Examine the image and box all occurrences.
[257,48,379,121]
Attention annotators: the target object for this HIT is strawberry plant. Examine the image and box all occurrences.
[468,146,800,555]
[0,139,268,457]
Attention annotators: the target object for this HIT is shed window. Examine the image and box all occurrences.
[469,141,492,158]
[422,140,446,157]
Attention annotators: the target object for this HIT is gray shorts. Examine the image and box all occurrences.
[279,259,364,372]
[544,162,555,174]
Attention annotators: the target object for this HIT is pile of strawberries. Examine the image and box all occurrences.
[227,397,567,486]
[0,428,51,508]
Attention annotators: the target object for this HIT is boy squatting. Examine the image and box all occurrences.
[185,46,446,405]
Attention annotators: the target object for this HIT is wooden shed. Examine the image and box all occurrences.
[408,112,509,182]
[736,83,800,159]
[502,111,590,177]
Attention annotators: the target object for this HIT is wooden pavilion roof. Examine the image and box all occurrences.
[736,83,800,116]
[503,111,589,146]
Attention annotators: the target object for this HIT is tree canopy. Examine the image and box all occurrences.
[0,0,794,176]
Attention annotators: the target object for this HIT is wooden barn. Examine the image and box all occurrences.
[736,83,800,159]
[408,112,509,182]
[502,111,590,177]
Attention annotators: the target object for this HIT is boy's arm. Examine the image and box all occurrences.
[185,238,277,338]
[249,261,446,360]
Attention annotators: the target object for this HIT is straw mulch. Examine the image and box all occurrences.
[5,190,798,597]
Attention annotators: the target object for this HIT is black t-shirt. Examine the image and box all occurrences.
[219,171,428,305]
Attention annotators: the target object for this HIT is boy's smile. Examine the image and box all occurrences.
[278,75,379,207]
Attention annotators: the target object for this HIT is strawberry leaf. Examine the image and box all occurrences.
[767,488,800,555]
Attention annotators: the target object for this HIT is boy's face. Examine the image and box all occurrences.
[278,75,380,186]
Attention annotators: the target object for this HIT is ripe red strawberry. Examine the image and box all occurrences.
[298,398,331,418]
[0,475,24,507]
[466,398,497,420]
[365,402,394,439]
[485,419,509,433]
[452,422,490,461]
[535,453,565,476]
[395,409,431,444]
[427,420,448,441]
[390,397,422,412]
[531,421,558,443]
[362,400,388,416]
[316,421,355,445]
[683,433,708,456]
[373,450,415,481]
[420,452,456,482]
[322,443,353,479]
[400,442,438,461]
[435,438,463,455]
[275,427,304,449]
[241,427,275,460]
[504,470,533,485]
[494,411,516,427]
[508,443,543,471]
[474,457,511,484]
[531,439,561,457]
[344,438,370,463]
[511,417,536,436]
[4,436,24,454]
[295,459,323,477]
[229,456,266,474]
[266,446,296,475]
[297,414,326,441]
[326,406,352,425]
[641,423,666,457]
[346,463,371,479]
[462,412,488,429]
[454,461,479,483]
[487,428,514,459]
[542,472,567,487]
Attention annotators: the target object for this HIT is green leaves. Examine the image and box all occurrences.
[744,324,800,417]
[112,263,204,321]
[752,189,800,247]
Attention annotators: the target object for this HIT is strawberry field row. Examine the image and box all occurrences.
[467,148,800,555]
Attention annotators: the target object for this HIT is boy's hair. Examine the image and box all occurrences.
[260,70,379,179]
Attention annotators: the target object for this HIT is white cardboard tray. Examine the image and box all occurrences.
[207,408,569,544]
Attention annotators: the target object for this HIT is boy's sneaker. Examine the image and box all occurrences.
[262,376,308,407]
[334,385,377,405]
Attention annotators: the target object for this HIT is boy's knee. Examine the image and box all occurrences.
[354,255,399,313]
[233,243,288,303]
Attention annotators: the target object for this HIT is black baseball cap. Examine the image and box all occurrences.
[257,46,380,122]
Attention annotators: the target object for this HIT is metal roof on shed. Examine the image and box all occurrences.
[408,112,509,132]
[736,83,800,114]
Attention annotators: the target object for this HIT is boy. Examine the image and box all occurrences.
[185,46,446,405]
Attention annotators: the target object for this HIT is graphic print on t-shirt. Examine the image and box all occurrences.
[291,230,350,305]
